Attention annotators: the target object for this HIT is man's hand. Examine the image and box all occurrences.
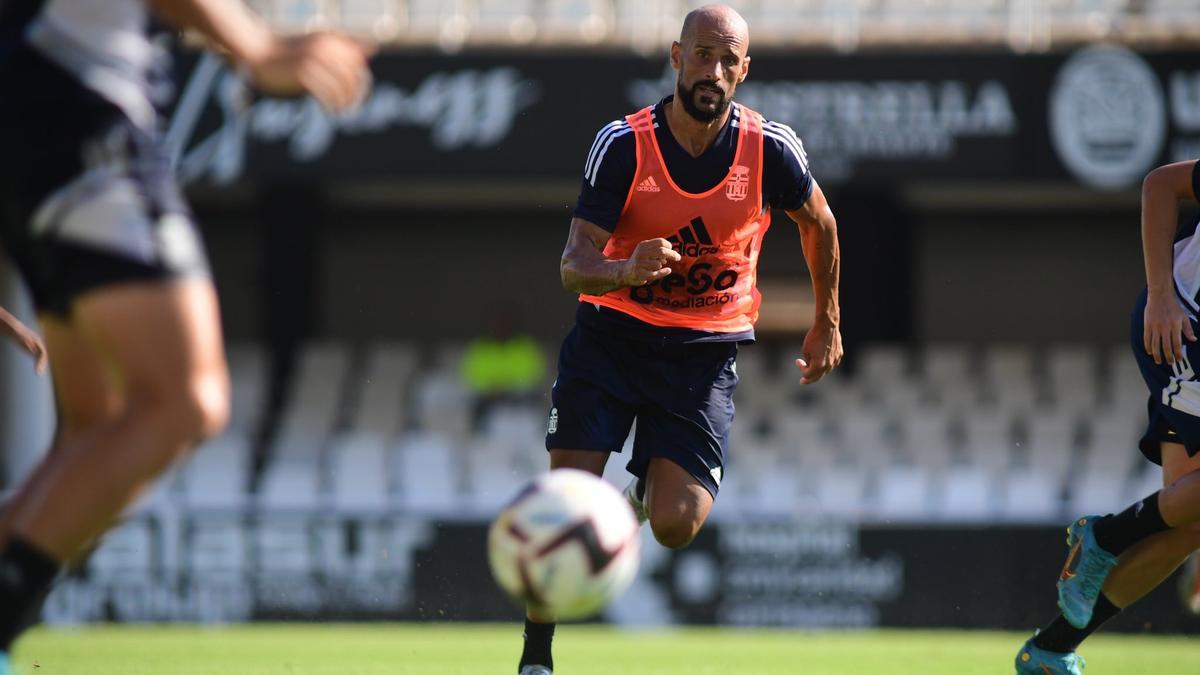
[244,33,374,112]
[795,321,843,385]
[621,238,681,287]
[1145,292,1197,365]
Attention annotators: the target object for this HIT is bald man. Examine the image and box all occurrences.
[518,6,842,673]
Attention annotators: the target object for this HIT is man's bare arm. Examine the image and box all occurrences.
[785,180,842,384]
[1142,160,1199,364]
[560,217,680,296]
[148,0,372,112]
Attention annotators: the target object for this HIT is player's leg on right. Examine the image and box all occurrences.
[0,280,229,662]
[1015,288,1200,671]
[1016,441,1200,672]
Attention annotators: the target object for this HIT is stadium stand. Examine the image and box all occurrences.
[244,0,1200,50]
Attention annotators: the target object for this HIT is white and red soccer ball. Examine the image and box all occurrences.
[487,468,641,620]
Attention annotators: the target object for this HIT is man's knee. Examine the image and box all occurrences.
[186,374,230,441]
[132,370,230,448]
[649,513,700,550]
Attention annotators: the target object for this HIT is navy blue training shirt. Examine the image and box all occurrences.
[571,96,815,344]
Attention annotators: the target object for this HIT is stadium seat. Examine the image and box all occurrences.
[412,371,473,438]
[226,342,268,435]
[270,342,352,463]
[541,0,612,43]
[473,0,538,44]
[183,515,250,583]
[936,466,997,522]
[479,403,545,448]
[1066,464,1131,517]
[328,432,392,513]
[350,342,417,436]
[920,343,973,385]
[978,345,1042,414]
[394,431,462,515]
[462,436,538,516]
[254,459,323,577]
[406,0,472,48]
[258,459,324,512]
[178,431,253,511]
[1023,412,1079,483]
[999,467,1064,523]
[769,413,838,470]
[902,409,956,470]
[960,414,1016,475]
[87,518,158,583]
[1084,412,1142,476]
[873,466,935,521]
[858,343,912,383]
[752,0,840,47]
[1107,346,1145,401]
[838,411,899,469]
[253,514,319,577]
[336,0,403,38]
[1044,344,1099,411]
[811,466,871,519]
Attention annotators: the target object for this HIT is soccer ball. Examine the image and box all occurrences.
[487,468,641,620]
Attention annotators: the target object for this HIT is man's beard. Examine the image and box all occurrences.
[676,78,729,123]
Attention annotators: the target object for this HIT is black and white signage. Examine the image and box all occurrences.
[1049,46,1167,189]
[166,48,1200,190]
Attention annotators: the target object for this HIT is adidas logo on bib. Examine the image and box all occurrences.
[636,176,661,192]
[667,217,719,257]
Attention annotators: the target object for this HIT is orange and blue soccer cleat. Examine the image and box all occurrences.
[1057,516,1118,629]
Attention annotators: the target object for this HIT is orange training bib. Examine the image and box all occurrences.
[579,104,770,333]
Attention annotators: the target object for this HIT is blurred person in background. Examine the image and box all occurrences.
[1015,159,1200,675]
[0,306,46,375]
[0,1,371,671]
[517,5,842,674]
[461,304,547,429]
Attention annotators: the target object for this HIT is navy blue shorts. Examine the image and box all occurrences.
[545,315,739,498]
[0,42,208,317]
[1132,288,1200,464]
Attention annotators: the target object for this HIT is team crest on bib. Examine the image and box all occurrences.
[726,165,750,202]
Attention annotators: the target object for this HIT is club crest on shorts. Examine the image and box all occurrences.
[725,165,750,202]
[548,407,558,434]
[710,466,723,486]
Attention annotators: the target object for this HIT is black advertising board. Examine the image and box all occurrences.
[168,46,1200,191]
[45,519,1200,633]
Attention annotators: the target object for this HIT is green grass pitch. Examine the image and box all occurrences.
[11,623,1199,674]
